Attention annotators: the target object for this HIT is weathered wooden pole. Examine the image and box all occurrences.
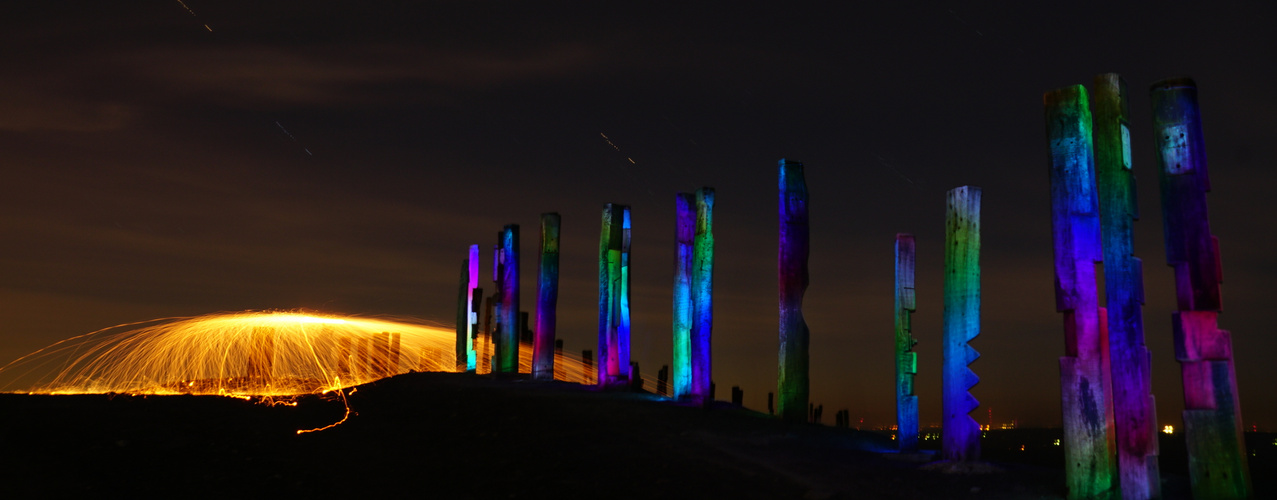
[480,294,495,374]
[1151,77,1251,499]
[533,214,558,381]
[672,192,696,399]
[455,245,479,372]
[495,225,520,374]
[619,207,633,380]
[690,187,715,404]
[895,233,919,452]
[1093,73,1161,499]
[597,204,627,386]
[942,185,981,462]
[1045,85,1119,499]
[778,159,810,423]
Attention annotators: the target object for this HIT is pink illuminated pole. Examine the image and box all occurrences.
[1045,85,1118,499]
[1151,77,1251,499]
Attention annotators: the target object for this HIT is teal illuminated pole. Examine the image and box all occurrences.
[942,185,980,462]
[533,213,560,381]
[495,225,519,374]
[895,233,919,452]
[778,159,809,423]
[690,187,714,403]
[1093,73,1160,500]
[1151,77,1251,499]
[619,207,633,380]
[1045,85,1119,499]
[672,193,695,399]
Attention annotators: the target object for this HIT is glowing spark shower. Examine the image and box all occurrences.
[0,311,460,396]
[1,310,639,398]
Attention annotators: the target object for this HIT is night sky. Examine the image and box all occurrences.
[2,2,1274,429]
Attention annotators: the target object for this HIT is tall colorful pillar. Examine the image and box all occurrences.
[895,233,919,452]
[1045,85,1119,499]
[1151,77,1251,499]
[1093,73,1160,499]
[495,225,520,374]
[597,204,629,387]
[533,213,560,381]
[455,244,480,372]
[619,207,633,380]
[778,159,810,422]
[672,193,696,399]
[942,185,980,462]
[690,187,715,403]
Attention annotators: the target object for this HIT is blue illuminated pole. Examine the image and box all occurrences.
[942,186,980,462]
[1045,84,1118,499]
[778,159,809,423]
[672,193,695,399]
[533,213,560,381]
[495,225,519,374]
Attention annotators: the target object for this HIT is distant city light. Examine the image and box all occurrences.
[1054,439,1061,446]
[1162,425,1174,435]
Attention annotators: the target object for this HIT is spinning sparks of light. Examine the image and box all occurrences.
[0,310,460,396]
[0,310,636,397]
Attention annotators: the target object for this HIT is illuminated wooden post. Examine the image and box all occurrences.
[895,233,919,452]
[533,213,560,381]
[597,204,627,387]
[619,207,633,380]
[455,245,480,372]
[554,339,564,381]
[481,295,495,374]
[942,186,980,462]
[1045,85,1119,499]
[495,225,520,374]
[1151,77,1252,499]
[778,159,809,423]
[690,187,715,404]
[1093,73,1160,500]
[672,193,695,399]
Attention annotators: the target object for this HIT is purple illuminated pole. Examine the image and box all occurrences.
[690,187,715,404]
[778,159,809,423]
[597,204,628,387]
[672,193,695,399]
[1151,77,1251,499]
[1045,85,1119,499]
[895,233,919,452]
[455,244,480,372]
[942,185,980,462]
[495,225,519,374]
[1093,73,1160,499]
[533,213,560,381]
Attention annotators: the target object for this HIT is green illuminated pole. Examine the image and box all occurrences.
[533,213,560,381]
[690,188,715,403]
[495,225,520,374]
[1093,73,1160,500]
